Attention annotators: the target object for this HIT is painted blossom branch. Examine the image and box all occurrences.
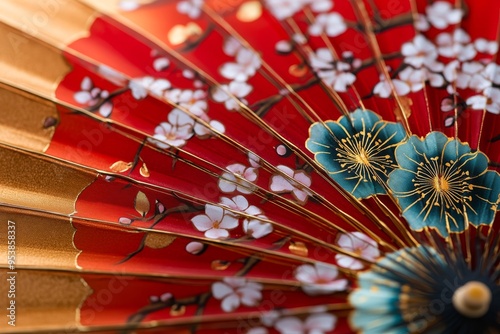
[118,201,204,264]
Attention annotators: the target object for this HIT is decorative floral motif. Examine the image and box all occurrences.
[191,204,239,239]
[294,263,348,296]
[388,132,500,236]
[212,81,252,111]
[270,165,312,204]
[212,277,263,312]
[306,109,406,199]
[349,245,499,333]
[425,1,462,29]
[309,48,357,92]
[129,76,171,99]
[308,13,346,37]
[218,163,258,194]
[74,76,113,117]
[149,109,194,149]
[335,232,380,270]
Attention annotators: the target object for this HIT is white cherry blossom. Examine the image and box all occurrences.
[212,277,263,312]
[436,29,476,61]
[475,38,499,55]
[335,232,380,270]
[177,0,204,19]
[270,165,312,204]
[74,76,113,117]
[212,81,252,111]
[242,205,272,239]
[467,87,500,114]
[219,163,258,194]
[243,218,273,239]
[373,74,410,98]
[220,195,250,212]
[164,89,208,116]
[305,0,333,12]
[309,48,356,92]
[223,37,242,57]
[308,13,346,37]
[401,35,439,69]
[294,263,348,296]
[153,57,170,71]
[129,76,171,99]
[275,313,337,334]
[425,1,462,29]
[220,48,261,82]
[450,62,490,91]
[264,0,306,20]
[398,66,444,91]
[150,109,194,149]
[415,14,430,31]
[191,204,238,239]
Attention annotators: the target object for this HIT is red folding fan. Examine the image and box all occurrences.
[0,0,499,333]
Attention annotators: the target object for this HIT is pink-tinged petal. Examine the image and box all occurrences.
[295,264,317,283]
[336,254,364,270]
[219,175,237,193]
[236,182,254,194]
[99,102,113,118]
[336,233,354,249]
[185,241,204,255]
[119,217,132,225]
[229,81,253,98]
[212,86,230,102]
[212,282,233,299]
[221,293,240,312]
[210,120,226,133]
[191,215,213,232]
[244,205,262,216]
[275,317,303,334]
[220,63,243,80]
[243,167,258,182]
[223,37,241,56]
[315,264,339,281]
[292,189,309,203]
[227,163,246,174]
[305,313,336,331]
[205,228,229,240]
[153,57,170,71]
[294,171,312,187]
[270,175,294,192]
[81,76,92,90]
[219,214,239,229]
[220,196,236,209]
[233,195,249,210]
[223,277,247,288]
[239,287,262,306]
[205,204,223,222]
[74,91,91,104]
[244,220,272,238]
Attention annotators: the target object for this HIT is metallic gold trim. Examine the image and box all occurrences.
[0,85,59,152]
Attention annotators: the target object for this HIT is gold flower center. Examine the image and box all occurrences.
[212,220,221,229]
[433,175,449,193]
[355,150,370,165]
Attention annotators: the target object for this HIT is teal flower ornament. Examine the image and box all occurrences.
[388,132,500,236]
[306,109,406,199]
[349,244,500,333]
